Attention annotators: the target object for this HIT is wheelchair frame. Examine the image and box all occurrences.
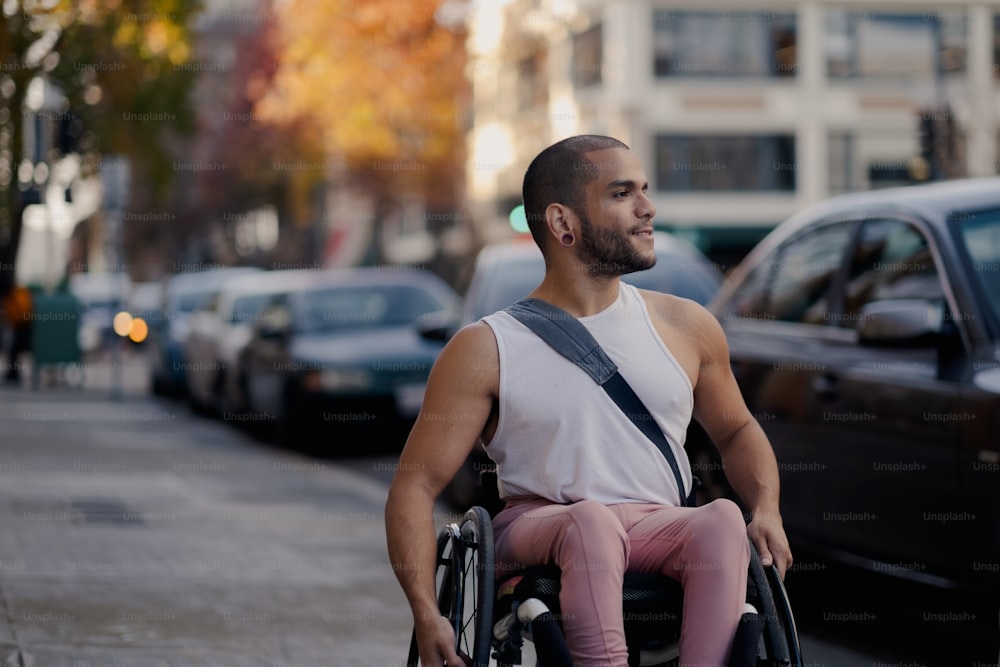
[407,506,804,667]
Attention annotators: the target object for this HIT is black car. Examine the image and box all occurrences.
[696,176,1000,595]
[239,268,461,452]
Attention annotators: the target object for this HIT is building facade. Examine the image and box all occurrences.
[465,0,1000,266]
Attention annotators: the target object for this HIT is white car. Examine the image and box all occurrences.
[149,267,262,396]
[183,270,315,416]
[462,231,723,324]
[69,272,131,353]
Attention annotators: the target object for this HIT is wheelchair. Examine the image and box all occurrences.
[406,506,803,667]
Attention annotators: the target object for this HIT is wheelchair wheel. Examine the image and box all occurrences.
[407,506,495,667]
[746,540,804,667]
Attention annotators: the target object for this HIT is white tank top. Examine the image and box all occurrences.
[481,282,695,506]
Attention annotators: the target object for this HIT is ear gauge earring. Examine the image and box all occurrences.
[560,233,576,247]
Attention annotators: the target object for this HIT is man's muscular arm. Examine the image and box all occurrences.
[681,301,793,578]
[385,322,499,666]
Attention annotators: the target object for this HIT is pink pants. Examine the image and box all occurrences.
[492,497,750,667]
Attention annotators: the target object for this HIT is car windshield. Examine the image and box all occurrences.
[230,294,277,324]
[627,255,721,304]
[954,208,1000,329]
[174,289,216,314]
[296,284,447,333]
[473,250,721,320]
[475,257,543,320]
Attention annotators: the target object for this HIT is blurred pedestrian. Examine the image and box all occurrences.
[2,283,33,384]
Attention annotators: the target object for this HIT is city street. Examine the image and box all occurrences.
[0,353,995,666]
[0,355,419,667]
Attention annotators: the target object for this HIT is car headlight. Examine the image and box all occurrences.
[314,368,375,391]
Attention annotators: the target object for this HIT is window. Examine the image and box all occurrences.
[842,219,945,326]
[994,15,1000,78]
[572,24,602,87]
[826,128,958,195]
[517,51,548,110]
[655,135,796,192]
[828,131,854,195]
[826,10,966,79]
[726,221,855,325]
[653,10,797,77]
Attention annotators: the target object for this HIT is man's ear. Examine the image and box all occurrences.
[544,203,576,244]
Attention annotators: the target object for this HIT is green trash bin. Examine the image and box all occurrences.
[29,291,83,389]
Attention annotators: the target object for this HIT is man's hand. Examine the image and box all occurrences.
[747,511,792,579]
[414,612,463,666]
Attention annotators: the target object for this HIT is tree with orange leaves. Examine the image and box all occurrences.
[256,0,468,266]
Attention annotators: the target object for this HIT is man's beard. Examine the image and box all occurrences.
[577,213,656,278]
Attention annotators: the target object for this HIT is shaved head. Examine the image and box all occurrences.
[521,135,629,252]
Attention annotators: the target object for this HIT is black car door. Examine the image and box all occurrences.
[720,216,965,577]
[817,217,964,576]
[720,219,858,544]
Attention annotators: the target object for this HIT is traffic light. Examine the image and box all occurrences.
[918,112,935,167]
[914,107,962,182]
[509,204,529,234]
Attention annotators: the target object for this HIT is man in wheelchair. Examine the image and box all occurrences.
[386,135,793,666]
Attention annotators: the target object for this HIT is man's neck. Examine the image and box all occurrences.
[529,272,621,318]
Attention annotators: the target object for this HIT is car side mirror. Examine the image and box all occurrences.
[414,309,461,342]
[856,299,944,346]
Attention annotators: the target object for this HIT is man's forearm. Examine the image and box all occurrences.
[717,420,781,517]
[385,483,443,622]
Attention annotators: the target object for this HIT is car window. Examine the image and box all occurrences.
[297,285,446,333]
[727,221,853,324]
[230,294,277,324]
[954,208,1000,329]
[725,257,774,319]
[842,219,945,326]
[175,289,216,314]
[628,254,721,304]
[768,222,854,324]
[475,256,544,319]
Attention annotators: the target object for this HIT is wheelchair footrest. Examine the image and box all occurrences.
[729,605,766,667]
[529,610,574,667]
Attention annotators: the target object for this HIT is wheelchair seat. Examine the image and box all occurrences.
[494,565,683,666]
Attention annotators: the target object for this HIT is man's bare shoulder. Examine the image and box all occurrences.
[638,288,715,325]
[637,289,726,354]
[432,321,500,382]
[448,320,498,354]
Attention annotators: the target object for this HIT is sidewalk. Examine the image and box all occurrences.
[0,354,423,667]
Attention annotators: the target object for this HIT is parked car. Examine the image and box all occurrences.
[462,231,722,324]
[697,176,1000,595]
[68,272,131,353]
[148,267,261,397]
[238,267,461,452]
[183,270,315,416]
[126,281,163,343]
[444,231,725,512]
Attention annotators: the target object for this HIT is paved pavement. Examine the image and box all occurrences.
[0,354,431,667]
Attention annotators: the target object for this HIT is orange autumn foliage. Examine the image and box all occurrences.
[257,0,468,192]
